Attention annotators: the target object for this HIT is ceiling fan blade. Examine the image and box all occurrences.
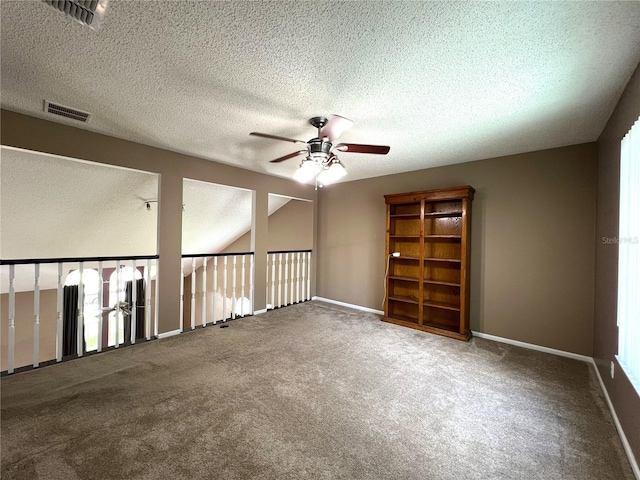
[269,150,308,163]
[320,115,354,141]
[250,132,307,145]
[334,143,390,155]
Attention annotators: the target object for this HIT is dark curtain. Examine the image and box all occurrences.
[63,285,79,356]
[125,279,145,342]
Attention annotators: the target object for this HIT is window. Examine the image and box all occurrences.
[64,269,101,352]
[108,266,142,346]
[617,116,640,395]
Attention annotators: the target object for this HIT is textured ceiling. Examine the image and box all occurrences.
[1,1,639,183]
[1,148,159,261]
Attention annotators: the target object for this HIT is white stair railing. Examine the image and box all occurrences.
[114,260,120,349]
[145,258,152,341]
[213,257,218,324]
[180,252,255,327]
[97,262,103,352]
[191,257,197,330]
[131,259,137,344]
[241,255,246,317]
[1,255,159,375]
[232,256,237,320]
[202,257,208,327]
[277,253,283,308]
[56,263,63,362]
[266,250,312,310]
[33,263,40,368]
[77,262,85,356]
[223,256,228,321]
[8,264,16,374]
[180,261,184,332]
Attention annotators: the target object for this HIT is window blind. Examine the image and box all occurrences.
[617,116,640,395]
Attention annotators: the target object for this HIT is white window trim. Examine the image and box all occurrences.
[616,116,640,396]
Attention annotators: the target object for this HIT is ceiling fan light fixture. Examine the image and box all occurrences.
[294,158,320,183]
[317,158,347,185]
[252,114,389,186]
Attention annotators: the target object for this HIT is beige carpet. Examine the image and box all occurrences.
[1,300,634,479]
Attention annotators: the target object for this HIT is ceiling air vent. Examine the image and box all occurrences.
[44,101,92,123]
[41,0,109,29]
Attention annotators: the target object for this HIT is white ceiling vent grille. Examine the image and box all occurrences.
[41,0,109,29]
[44,101,92,123]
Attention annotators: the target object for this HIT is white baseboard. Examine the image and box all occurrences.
[591,359,640,480]
[312,296,384,315]
[156,329,181,339]
[253,308,268,315]
[471,331,592,363]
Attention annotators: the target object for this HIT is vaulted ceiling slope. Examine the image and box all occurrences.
[0,148,292,292]
[1,1,640,183]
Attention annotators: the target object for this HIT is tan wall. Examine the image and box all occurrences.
[221,232,250,254]
[317,143,597,356]
[223,198,314,253]
[1,110,315,334]
[267,199,314,251]
[1,289,58,370]
[595,62,640,463]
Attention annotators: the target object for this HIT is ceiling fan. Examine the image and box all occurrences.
[250,115,390,185]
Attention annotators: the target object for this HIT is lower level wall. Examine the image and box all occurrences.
[1,290,57,370]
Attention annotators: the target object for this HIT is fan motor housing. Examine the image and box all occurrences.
[308,138,332,163]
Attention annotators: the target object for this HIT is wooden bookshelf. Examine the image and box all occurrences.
[383,186,474,341]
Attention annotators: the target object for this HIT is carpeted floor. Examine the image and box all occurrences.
[1,301,634,479]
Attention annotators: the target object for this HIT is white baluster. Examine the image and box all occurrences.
[56,263,63,362]
[301,253,307,303]
[270,254,276,310]
[33,264,41,368]
[115,260,120,348]
[8,265,16,374]
[202,257,208,327]
[180,260,184,332]
[77,262,84,356]
[232,256,237,320]
[277,253,283,308]
[131,260,137,344]
[289,252,296,305]
[240,255,246,317]
[213,257,218,324]
[191,257,196,330]
[307,252,312,300]
[146,259,152,340]
[283,253,289,306]
[249,254,255,315]
[296,252,301,304]
[265,254,269,311]
[287,253,292,305]
[223,256,228,321]
[154,258,160,337]
[97,262,103,352]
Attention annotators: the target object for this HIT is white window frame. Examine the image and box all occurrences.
[616,116,640,395]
